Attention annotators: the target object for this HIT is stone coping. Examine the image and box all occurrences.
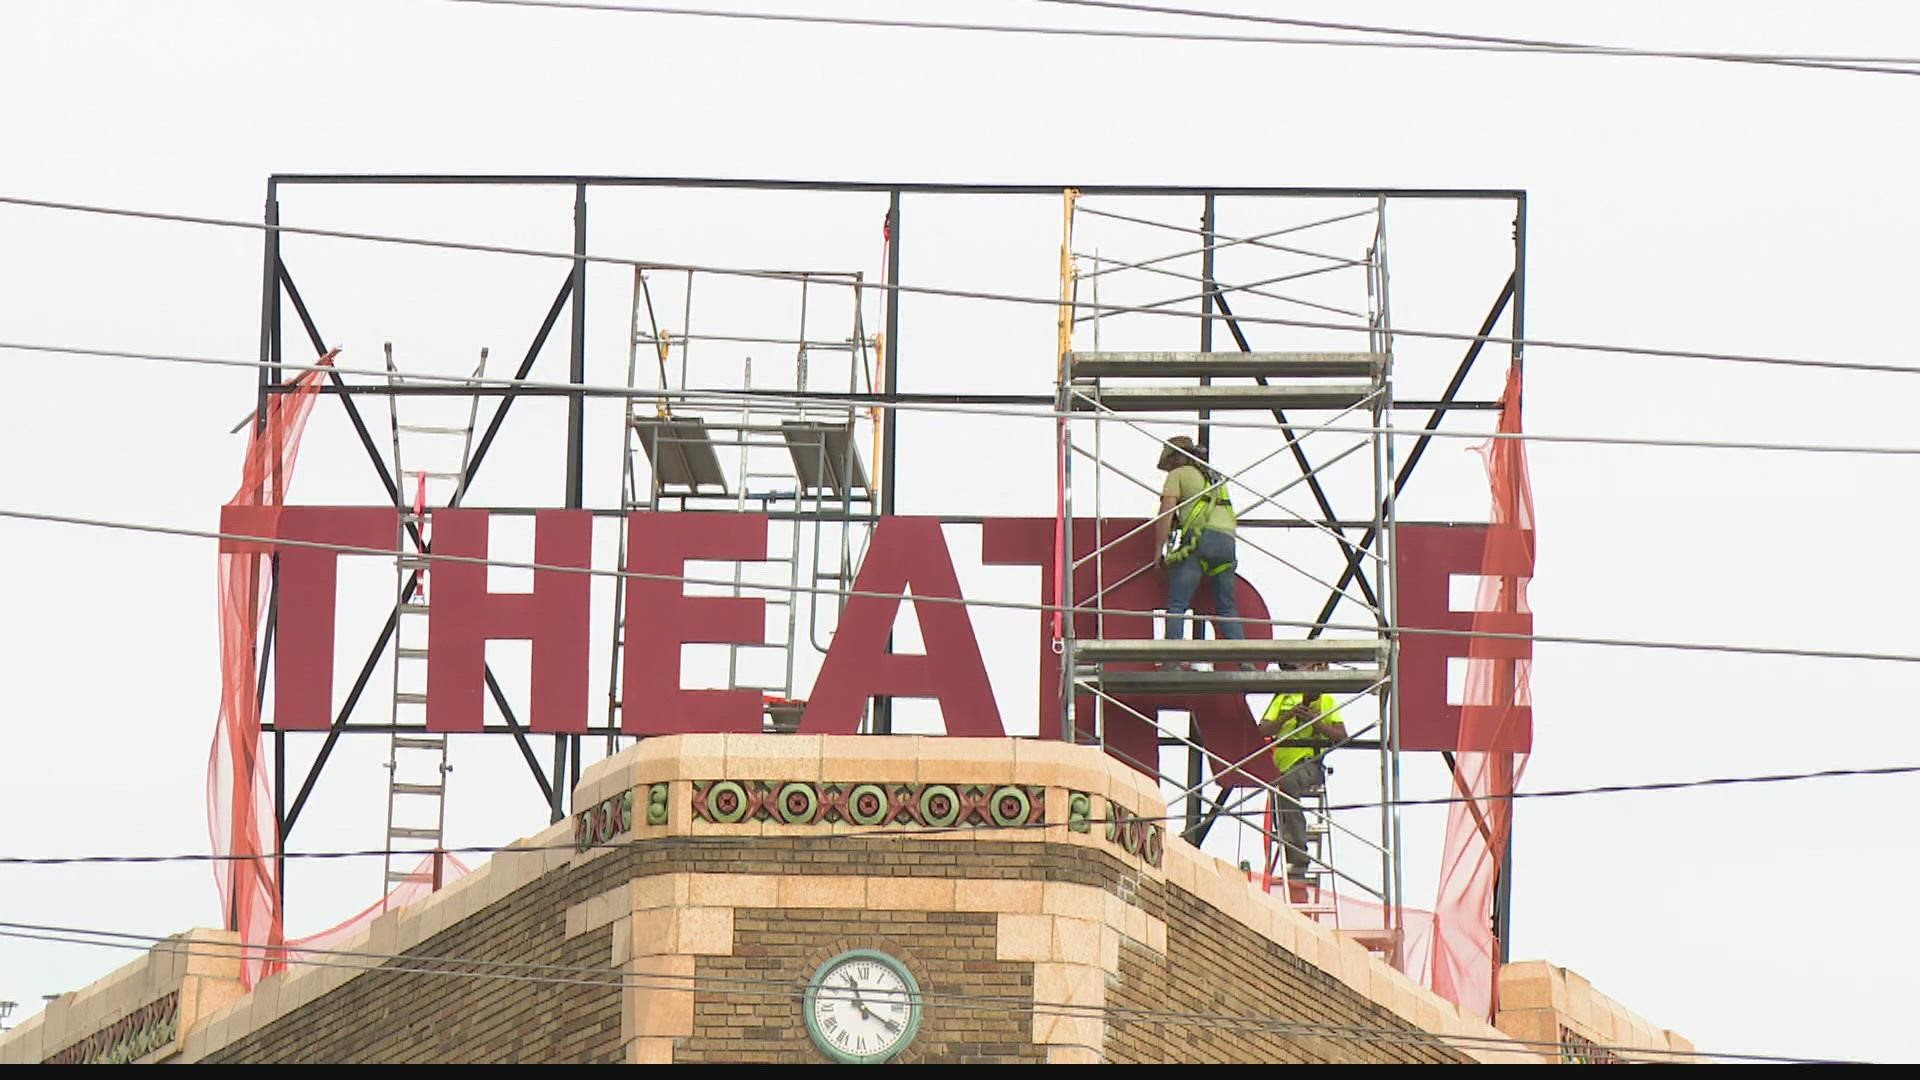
[0,928,243,1064]
[1495,960,1695,1063]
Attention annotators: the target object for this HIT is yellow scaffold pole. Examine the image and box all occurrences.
[1055,188,1080,379]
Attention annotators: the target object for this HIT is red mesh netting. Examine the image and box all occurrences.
[282,853,471,964]
[1429,365,1535,1019]
[209,352,334,987]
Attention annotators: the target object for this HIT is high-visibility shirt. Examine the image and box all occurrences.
[1264,692,1341,775]
[1162,465,1235,535]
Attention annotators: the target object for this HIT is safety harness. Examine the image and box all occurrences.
[1161,468,1235,575]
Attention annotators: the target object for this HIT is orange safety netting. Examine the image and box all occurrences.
[209,352,335,987]
[283,853,471,964]
[1429,365,1535,1019]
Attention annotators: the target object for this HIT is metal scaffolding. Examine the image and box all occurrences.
[605,265,882,741]
[1053,190,1403,957]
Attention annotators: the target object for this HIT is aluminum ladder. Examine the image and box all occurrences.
[381,343,487,896]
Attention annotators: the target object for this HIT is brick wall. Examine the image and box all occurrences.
[626,836,1151,891]
[684,908,1045,1063]
[195,834,1468,1064]
[1144,887,1466,1064]
[1103,896,1468,1065]
[203,851,629,1064]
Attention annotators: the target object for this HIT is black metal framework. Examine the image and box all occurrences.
[248,175,1524,949]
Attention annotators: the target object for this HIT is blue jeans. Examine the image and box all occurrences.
[1165,529,1244,640]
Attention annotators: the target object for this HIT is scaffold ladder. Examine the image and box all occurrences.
[381,343,487,895]
[727,356,806,705]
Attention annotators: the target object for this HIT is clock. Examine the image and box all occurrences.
[803,949,923,1064]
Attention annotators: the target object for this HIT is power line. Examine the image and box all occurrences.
[1324,761,1920,813]
[0,921,1839,1062]
[3,762,1915,867]
[1029,0,1920,74]
[4,504,1919,666]
[5,191,1920,380]
[8,339,1920,459]
[431,0,1920,79]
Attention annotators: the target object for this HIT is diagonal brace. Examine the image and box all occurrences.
[274,265,574,832]
[1211,289,1381,612]
[1307,274,1516,636]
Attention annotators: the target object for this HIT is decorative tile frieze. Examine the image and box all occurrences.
[1559,1026,1621,1065]
[573,788,635,852]
[46,991,179,1064]
[690,781,1046,829]
[1070,790,1164,868]
[1067,791,1093,833]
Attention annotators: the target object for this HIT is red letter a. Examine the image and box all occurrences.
[799,517,1003,736]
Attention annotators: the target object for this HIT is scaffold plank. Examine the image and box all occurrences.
[1070,383,1376,412]
[1074,638,1385,665]
[1068,350,1383,379]
[781,420,870,496]
[631,416,730,491]
[1082,667,1384,695]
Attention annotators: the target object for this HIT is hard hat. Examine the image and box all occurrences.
[1158,435,1206,471]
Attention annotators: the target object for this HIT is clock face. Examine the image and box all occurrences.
[803,949,922,1064]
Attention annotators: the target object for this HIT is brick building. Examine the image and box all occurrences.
[0,736,1692,1064]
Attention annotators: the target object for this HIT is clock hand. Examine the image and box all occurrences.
[841,973,877,1020]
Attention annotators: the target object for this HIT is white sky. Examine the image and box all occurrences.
[3,0,1919,1064]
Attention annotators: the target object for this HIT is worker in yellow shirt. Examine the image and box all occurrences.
[1257,663,1347,878]
[1151,435,1245,643]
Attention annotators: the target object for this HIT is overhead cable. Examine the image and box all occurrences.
[1029,0,1920,73]
[5,192,1920,379]
[7,340,1920,460]
[2,763,1917,869]
[3,505,1919,666]
[432,0,1920,79]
